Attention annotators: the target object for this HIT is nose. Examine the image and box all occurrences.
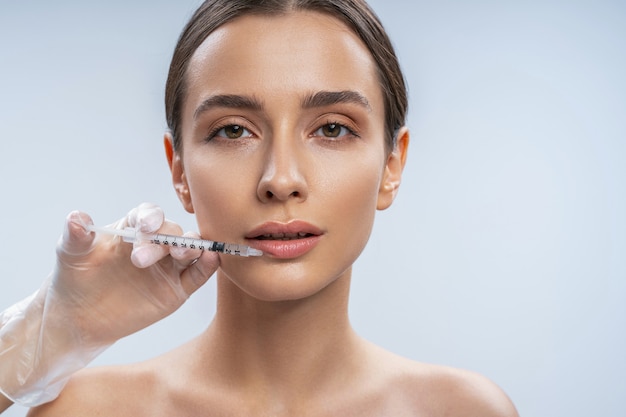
[256,137,308,203]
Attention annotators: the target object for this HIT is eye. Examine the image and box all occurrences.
[208,124,253,140]
[313,122,357,139]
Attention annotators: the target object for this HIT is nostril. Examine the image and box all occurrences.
[258,180,306,202]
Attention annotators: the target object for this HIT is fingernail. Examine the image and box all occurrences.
[137,207,163,232]
[131,246,153,268]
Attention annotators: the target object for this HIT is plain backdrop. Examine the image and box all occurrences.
[1,1,624,416]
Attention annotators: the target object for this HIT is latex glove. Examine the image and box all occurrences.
[0,203,219,407]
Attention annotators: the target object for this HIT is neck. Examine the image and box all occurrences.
[199,268,361,396]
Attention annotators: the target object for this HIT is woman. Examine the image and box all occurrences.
[29,0,518,415]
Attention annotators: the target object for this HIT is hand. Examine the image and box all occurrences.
[0,203,219,406]
[52,202,219,344]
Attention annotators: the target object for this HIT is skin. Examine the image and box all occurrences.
[0,396,11,413]
[28,11,518,417]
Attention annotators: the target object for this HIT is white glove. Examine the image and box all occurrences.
[0,203,219,406]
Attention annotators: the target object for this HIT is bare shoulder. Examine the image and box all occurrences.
[390,359,519,417]
[365,344,519,417]
[27,362,158,417]
[413,362,519,417]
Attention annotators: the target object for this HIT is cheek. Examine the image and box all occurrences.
[329,146,384,200]
[321,152,383,237]
[182,143,385,244]
[183,155,256,237]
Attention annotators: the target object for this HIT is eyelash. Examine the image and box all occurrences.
[204,120,360,142]
[311,120,360,141]
[205,121,254,142]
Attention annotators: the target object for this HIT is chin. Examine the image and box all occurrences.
[217,262,351,303]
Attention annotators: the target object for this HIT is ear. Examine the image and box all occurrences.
[164,132,194,213]
[377,126,409,210]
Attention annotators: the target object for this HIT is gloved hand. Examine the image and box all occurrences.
[0,203,219,407]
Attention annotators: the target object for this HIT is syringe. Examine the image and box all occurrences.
[86,225,263,257]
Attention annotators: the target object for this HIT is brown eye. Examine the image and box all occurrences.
[223,125,245,139]
[322,123,342,137]
[314,122,355,139]
[209,124,253,141]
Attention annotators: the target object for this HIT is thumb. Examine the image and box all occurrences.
[56,211,95,257]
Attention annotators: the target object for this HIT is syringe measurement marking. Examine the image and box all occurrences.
[85,225,263,257]
[151,235,202,249]
[151,235,232,254]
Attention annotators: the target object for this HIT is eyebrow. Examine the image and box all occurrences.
[302,90,371,111]
[193,94,263,120]
[193,90,371,120]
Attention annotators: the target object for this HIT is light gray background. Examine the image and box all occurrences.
[1,1,624,416]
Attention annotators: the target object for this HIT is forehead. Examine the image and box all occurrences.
[184,10,383,113]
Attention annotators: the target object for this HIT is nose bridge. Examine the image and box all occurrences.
[257,127,307,203]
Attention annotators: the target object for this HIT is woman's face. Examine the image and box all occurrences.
[167,11,407,301]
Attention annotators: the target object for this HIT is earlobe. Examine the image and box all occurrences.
[377,127,409,210]
[164,133,195,213]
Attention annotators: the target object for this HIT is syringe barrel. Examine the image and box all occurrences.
[87,226,262,257]
[146,233,262,256]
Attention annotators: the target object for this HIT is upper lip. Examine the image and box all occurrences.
[245,220,323,240]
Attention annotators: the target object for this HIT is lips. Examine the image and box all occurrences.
[255,232,313,240]
[245,221,323,259]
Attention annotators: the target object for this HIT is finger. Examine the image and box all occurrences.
[57,211,96,257]
[130,219,184,267]
[131,243,169,268]
[127,202,164,233]
[179,250,219,295]
[169,231,204,263]
[130,214,182,268]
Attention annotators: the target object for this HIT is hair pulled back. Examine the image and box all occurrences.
[165,0,408,152]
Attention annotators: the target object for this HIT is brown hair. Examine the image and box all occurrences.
[165,0,408,152]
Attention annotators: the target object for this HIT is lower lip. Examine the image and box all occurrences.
[246,235,322,259]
